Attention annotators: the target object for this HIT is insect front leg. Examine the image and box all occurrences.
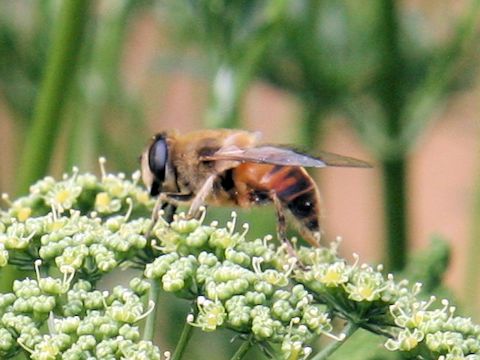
[187,175,216,218]
[151,192,193,222]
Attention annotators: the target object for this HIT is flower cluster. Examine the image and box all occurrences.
[0,271,162,359]
[0,166,478,359]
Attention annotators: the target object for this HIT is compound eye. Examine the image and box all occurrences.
[148,136,168,184]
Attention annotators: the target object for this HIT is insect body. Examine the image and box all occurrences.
[140,129,370,247]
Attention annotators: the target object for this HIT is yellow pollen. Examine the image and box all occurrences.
[55,189,70,204]
[136,192,150,204]
[96,192,111,206]
[404,336,418,350]
[358,286,374,300]
[321,270,342,285]
[17,207,32,222]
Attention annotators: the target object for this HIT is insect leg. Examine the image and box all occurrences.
[147,193,188,238]
[151,192,192,224]
[271,191,297,258]
[187,175,216,218]
[159,192,194,206]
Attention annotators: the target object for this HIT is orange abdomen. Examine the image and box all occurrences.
[232,163,322,245]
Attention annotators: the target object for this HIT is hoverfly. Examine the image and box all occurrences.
[140,129,370,247]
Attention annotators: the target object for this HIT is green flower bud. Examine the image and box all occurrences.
[301,305,332,333]
[162,268,187,293]
[185,226,213,247]
[108,304,137,324]
[13,279,42,299]
[171,216,201,234]
[77,321,96,336]
[144,253,179,279]
[13,297,32,312]
[119,324,140,341]
[225,248,250,266]
[121,340,161,360]
[55,317,80,334]
[98,322,119,339]
[39,277,64,295]
[84,291,105,310]
[251,305,275,339]
[73,280,92,292]
[63,299,84,317]
[254,281,274,297]
[32,295,56,314]
[198,251,218,267]
[272,299,297,322]
[129,277,151,296]
[245,291,267,305]
[0,293,16,308]
[209,228,235,249]
[31,338,60,360]
[76,334,97,350]
[0,327,14,351]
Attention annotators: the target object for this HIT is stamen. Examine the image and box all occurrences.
[131,170,141,184]
[17,339,34,354]
[263,235,273,248]
[34,259,42,283]
[352,253,360,268]
[98,157,107,180]
[48,311,57,334]
[124,198,133,222]
[70,166,79,182]
[135,300,156,322]
[102,291,109,309]
[227,211,237,235]
[198,206,207,224]
[1,193,12,207]
[50,204,58,222]
[240,223,249,238]
[252,257,263,274]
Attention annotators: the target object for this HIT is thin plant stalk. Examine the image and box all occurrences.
[171,318,194,360]
[143,279,161,341]
[311,322,359,360]
[17,0,91,195]
[66,0,135,171]
[230,336,253,360]
[378,0,408,271]
[205,0,287,129]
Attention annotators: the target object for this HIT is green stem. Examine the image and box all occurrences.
[378,0,408,271]
[171,318,194,360]
[383,158,408,270]
[17,0,91,195]
[67,0,136,171]
[301,97,324,149]
[230,336,253,360]
[205,0,288,129]
[311,322,359,360]
[143,279,161,341]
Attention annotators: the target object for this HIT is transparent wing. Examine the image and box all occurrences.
[200,145,371,168]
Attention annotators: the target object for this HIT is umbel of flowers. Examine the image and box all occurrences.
[0,161,478,359]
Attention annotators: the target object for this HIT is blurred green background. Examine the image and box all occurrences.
[1,0,480,358]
